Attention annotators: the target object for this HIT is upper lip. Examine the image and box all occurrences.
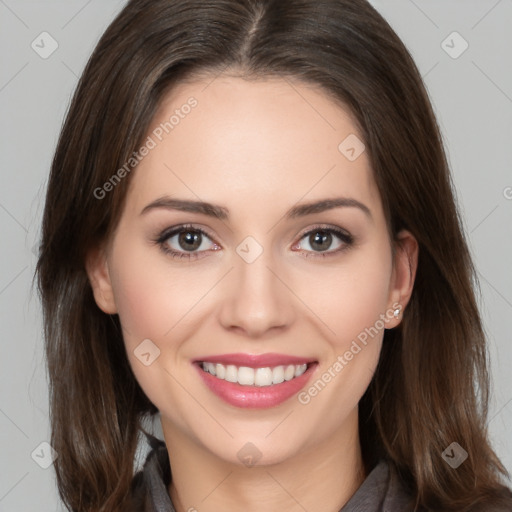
[193,353,317,368]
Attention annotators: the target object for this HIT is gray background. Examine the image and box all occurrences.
[0,0,511,510]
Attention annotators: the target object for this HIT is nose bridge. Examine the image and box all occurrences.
[218,237,295,336]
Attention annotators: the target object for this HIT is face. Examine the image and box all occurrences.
[87,75,417,467]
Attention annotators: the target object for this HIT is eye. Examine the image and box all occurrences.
[155,224,220,260]
[292,225,354,258]
[154,223,354,261]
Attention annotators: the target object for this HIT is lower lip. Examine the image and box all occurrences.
[194,363,318,409]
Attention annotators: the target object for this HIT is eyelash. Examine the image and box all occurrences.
[154,223,354,261]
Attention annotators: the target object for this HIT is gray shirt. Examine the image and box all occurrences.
[131,437,421,511]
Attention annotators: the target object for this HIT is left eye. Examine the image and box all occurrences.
[292,227,353,255]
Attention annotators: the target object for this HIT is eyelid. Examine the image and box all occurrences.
[295,223,352,242]
[156,223,217,243]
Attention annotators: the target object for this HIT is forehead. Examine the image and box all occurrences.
[126,75,380,221]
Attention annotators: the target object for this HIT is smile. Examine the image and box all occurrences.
[200,362,308,387]
[193,353,318,409]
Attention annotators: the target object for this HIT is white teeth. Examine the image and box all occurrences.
[295,364,307,377]
[237,367,255,386]
[272,366,284,384]
[215,363,226,379]
[284,365,295,381]
[201,362,310,387]
[225,365,238,383]
[254,367,273,387]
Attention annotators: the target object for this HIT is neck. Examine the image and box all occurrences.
[163,410,366,512]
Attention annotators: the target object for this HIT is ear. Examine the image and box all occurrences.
[386,229,418,328]
[85,246,118,314]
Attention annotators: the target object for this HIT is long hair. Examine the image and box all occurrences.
[36,0,512,510]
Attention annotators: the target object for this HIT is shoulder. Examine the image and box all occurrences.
[340,459,424,511]
[368,460,512,512]
[383,463,512,512]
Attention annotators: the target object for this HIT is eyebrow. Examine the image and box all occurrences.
[140,196,372,221]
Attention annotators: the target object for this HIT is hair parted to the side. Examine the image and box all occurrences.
[36,0,512,510]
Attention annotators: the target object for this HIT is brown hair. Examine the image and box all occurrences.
[36,0,512,510]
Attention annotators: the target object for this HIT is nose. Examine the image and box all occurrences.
[217,246,296,339]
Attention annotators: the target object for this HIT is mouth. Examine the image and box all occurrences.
[193,353,318,409]
[199,361,311,386]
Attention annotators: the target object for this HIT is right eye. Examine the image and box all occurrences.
[156,224,221,260]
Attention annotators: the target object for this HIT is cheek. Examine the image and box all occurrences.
[107,237,220,399]
[293,249,392,439]
[302,245,393,348]
[108,241,210,345]
[108,243,206,429]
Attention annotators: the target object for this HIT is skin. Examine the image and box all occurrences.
[87,75,418,512]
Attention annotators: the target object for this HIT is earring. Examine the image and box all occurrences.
[393,306,402,319]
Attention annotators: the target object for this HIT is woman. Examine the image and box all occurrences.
[36,0,512,510]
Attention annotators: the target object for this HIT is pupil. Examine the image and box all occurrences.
[179,231,201,251]
[310,231,331,251]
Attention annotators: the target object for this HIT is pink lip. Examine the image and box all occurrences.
[193,355,318,409]
[193,352,315,368]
